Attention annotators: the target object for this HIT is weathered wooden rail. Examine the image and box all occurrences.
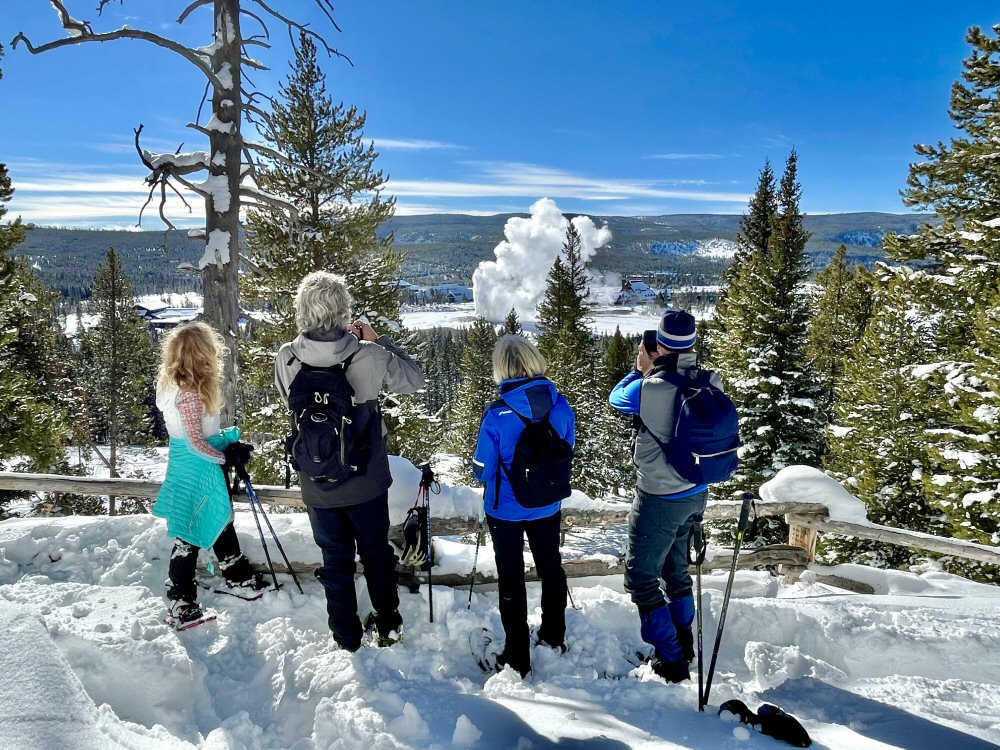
[3,471,999,591]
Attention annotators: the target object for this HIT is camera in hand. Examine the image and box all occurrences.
[642,329,658,354]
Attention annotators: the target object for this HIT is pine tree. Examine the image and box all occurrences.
[822,271,949,568]
[76,249,156,513]
[710,153,826,544]
[536,223,613,496]
[0,163,70,497]
[807,246,875,419]
[502,308,522,335]
[239,33,401,477]
[707,161,777,377]
[602,326,634,393]
[852,25,1000,578]
[446,318,498,473]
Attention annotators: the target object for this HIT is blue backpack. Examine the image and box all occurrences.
[646,367,740,485]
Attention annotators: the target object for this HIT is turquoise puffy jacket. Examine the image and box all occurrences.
[153,426,240,549]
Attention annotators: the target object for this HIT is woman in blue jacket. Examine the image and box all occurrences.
[472,334,576,677]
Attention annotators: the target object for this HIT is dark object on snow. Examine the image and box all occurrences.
[719,699,758,725]
[758,704,812,747]
[703,491,754,707]
[718,700,812,748]
[649,652,690,683]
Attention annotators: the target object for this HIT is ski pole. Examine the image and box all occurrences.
[420,463,438,623]
[245,478,304,594]
[467,496,485,609]
[690,516,708,711]
[703,491,753,708]
[244,480,280,591]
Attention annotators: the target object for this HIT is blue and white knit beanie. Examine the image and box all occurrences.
[656,309,697,351]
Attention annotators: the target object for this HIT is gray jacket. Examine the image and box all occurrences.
[634,352,724,496]
[274,330,425,507]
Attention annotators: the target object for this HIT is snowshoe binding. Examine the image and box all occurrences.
[362,611,403,647]
[470,627,501,673]
[165,601,216,632]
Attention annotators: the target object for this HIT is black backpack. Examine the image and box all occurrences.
[494,404,574,509]
[284,354,371,484]
[646,366,740,485]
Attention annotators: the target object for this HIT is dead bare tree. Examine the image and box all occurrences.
[13,0,345,423]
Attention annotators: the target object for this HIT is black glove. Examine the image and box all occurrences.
[223,441,255,483]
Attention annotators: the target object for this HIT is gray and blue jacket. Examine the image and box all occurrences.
[609,351,722,498]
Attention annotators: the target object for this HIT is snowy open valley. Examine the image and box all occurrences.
[1,456,999,750]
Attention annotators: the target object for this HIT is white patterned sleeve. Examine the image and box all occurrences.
[177,390,225,464]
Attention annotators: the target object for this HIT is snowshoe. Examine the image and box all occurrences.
[362,611,403,647]
[165,601,217,631]
[470,627,500,673]
[719,700,812,748]
[529,625,567,654]
[758,704,812,747]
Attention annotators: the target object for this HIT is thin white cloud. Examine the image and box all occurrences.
[388,162,750,203]
[372,138,465,151]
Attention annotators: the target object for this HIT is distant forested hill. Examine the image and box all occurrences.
[17,212,933,298]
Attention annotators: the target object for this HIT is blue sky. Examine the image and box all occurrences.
[1,1,996,227]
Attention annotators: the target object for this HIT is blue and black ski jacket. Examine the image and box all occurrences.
[473,376,576,522]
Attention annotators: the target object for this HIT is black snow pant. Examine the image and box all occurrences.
[487,510,567,676]
[307,492,401,652]
[167,522,254,602]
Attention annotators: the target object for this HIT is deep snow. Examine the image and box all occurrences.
[1,458,999,749]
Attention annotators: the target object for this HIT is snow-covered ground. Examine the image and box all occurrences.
[1,455,999,749]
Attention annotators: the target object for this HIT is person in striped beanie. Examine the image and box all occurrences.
[609,308,724,683]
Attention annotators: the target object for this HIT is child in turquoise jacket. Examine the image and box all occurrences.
[154,322,265,626]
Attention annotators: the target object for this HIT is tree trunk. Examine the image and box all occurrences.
[202,0,243,425]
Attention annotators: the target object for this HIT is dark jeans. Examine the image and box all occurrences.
[307,493,400,651]
[624,489,708,611]
[487,510,567,675]
[167,522,253,602]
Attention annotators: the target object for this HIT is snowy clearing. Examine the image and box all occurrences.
[1,464,999,749]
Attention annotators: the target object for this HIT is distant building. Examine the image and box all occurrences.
[614,278,668,306]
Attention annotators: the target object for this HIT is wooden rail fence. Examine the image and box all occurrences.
[2,471,998,592]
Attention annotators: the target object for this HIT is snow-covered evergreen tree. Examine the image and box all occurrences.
[807,245,875,419]
[0,162,70,493]
[707,160,777,379]
[822,270,950,568]
[846,25,1000,578]
[536,223,610,496]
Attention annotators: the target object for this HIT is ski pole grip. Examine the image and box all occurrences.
[737,491,753,532]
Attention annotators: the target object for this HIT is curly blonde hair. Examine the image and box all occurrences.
[156,321,226,414]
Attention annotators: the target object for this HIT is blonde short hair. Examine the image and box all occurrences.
[294,271,352,334]
[493,334,547,383]
[156,321,226,413]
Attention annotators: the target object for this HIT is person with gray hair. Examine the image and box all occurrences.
[275,271,425,652]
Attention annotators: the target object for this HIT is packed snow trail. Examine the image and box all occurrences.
[2,511,999,749]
